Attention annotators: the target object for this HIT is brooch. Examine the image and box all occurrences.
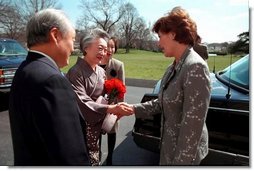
[110,69,117,77]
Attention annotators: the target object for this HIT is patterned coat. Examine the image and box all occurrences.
[66,57,107,165]
[134,47,211,165]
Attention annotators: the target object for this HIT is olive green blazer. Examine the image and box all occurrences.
[134,47,211,165]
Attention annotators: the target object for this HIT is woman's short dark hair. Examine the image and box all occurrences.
[110,37,118,53]
[152,6,197,46]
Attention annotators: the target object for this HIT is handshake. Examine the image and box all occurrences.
[107,102,134,119]
[102,102,134,133]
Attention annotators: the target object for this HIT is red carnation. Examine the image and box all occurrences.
[104,78,126,104]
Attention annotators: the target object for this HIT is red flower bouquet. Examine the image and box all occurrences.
[104,78,126,104]
[101,78,126,133]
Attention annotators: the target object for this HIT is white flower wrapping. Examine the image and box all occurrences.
[96,95,117,133]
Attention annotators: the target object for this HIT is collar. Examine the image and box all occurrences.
[77,56,99,74]
[174,46,192,73]
[29,50,58,68]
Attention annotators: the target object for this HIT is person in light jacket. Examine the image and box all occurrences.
[193,35,209,62]
[130,6,211,165]
[99,37,125,165]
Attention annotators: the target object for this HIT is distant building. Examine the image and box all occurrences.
[207,42,230,55]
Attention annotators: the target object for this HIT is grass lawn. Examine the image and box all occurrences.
[61,49,242,80]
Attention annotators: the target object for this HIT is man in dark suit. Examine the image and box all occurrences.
[9,9,90,166]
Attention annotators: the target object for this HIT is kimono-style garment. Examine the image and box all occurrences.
[134,47,211,165]
[66,56,107,166]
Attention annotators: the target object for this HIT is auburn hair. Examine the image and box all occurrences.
[153,7,197,46]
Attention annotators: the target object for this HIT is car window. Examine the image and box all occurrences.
[220,55,249,90]
[0,40,27,56]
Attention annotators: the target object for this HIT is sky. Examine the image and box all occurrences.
[58,0,249,43]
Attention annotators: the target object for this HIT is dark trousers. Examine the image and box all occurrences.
[106,133,116,165]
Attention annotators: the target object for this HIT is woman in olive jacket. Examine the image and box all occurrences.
[131,7,211,165]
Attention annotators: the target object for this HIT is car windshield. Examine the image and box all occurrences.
[0,40,27,57]
[219,55,249,90]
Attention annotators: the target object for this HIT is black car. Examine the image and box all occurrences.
[132,55,249,166]
[0,38,27,92]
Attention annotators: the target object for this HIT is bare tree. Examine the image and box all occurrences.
[0,0,9,19]
[0,8,25,39]
[133,17,154,50]
[118,2,140,53]
[76,16,91,31]
[0,0,25,40]
[0,0,61,41]
[14,0,60,20]
[78,0,126,34]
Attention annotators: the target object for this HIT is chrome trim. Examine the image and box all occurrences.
[209,106,249,116]
[132,130,161,141]
[0,87,10,92]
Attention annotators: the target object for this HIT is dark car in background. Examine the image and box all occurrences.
[132,55,249,166]
[0,38,27,92]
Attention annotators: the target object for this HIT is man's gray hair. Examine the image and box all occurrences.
[80,28,109,55]
[26,8,74,48]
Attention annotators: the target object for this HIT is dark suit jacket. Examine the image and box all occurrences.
[9,52,90,166]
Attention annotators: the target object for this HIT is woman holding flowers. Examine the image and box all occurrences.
[66,28,132,166]
[99,37,125,165]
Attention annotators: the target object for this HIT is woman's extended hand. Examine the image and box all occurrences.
[107,102,134,118]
